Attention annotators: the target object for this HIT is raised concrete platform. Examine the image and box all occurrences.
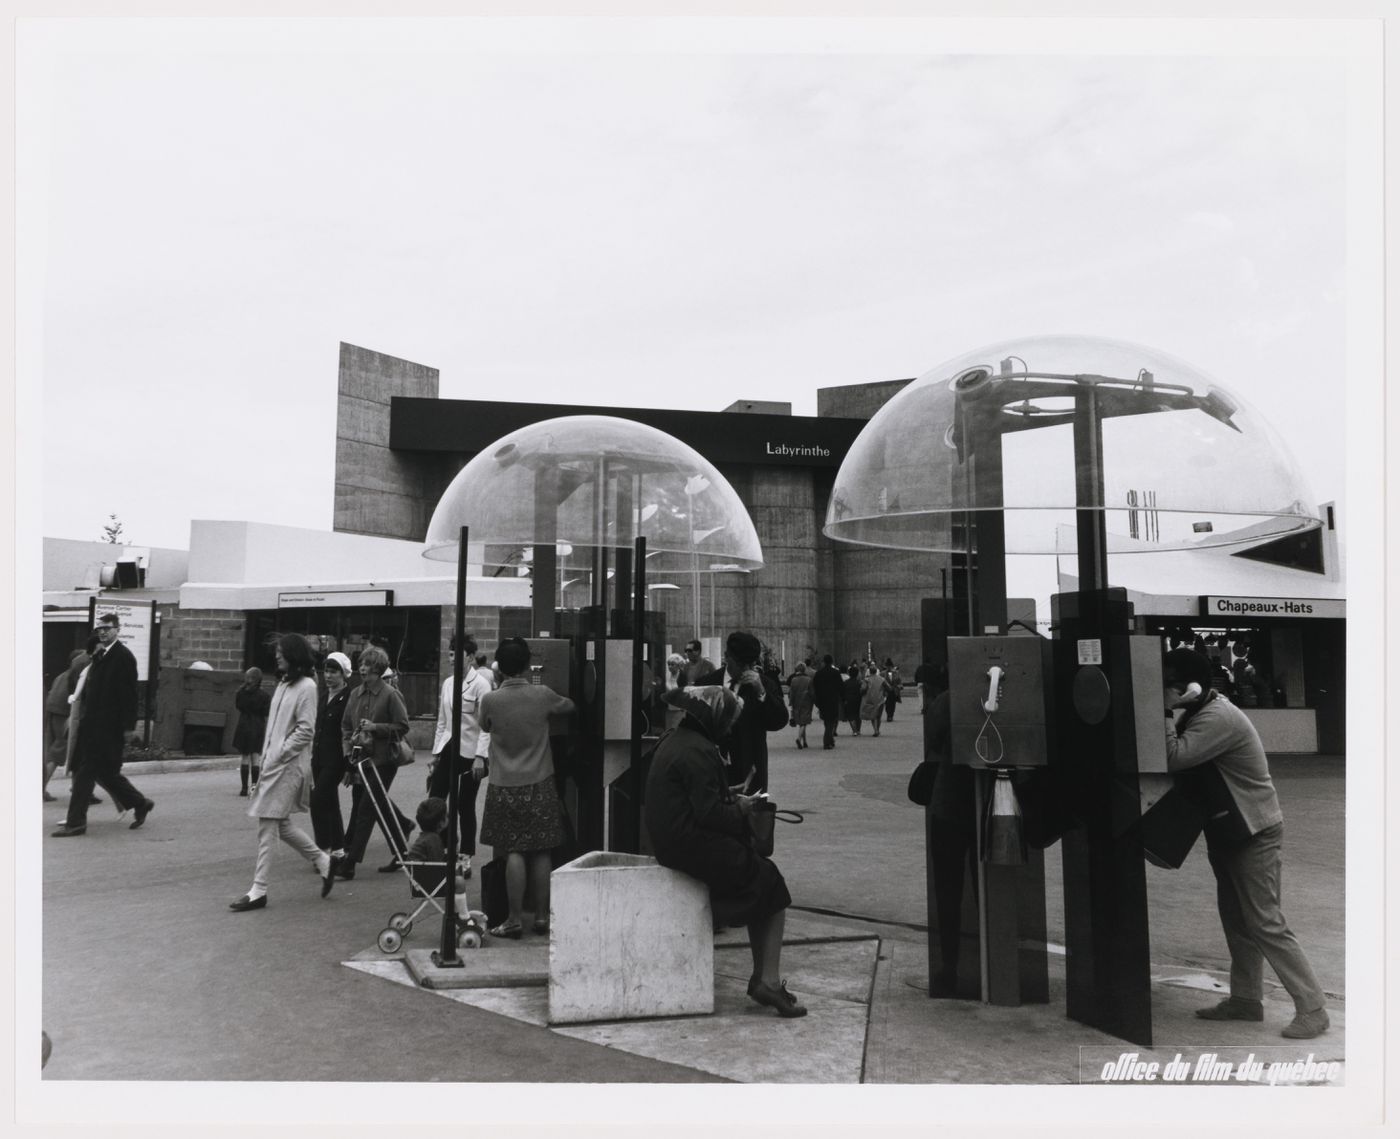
[548,852,714,1024]
[346,911,881,1083]
[404,945,547,990]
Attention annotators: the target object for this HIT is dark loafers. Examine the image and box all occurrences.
[229,894,267,912]
[747,978,808,1018]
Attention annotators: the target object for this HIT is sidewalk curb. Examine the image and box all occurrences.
[56,755,244,777]
[67,750,427,777]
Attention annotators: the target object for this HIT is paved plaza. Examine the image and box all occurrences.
[36,712,1346,1095]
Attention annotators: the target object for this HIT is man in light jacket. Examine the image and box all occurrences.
[1163,647,1328,1040]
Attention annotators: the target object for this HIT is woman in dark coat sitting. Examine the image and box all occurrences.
[644,685,807,1018]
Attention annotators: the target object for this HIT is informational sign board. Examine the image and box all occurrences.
[278,589,393,609]
[90,597,158,681]
[1202,596,1345,620]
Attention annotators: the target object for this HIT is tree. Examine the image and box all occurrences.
[101,514,124,544]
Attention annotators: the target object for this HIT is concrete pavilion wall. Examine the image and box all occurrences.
[335,342,459,540]
[624,463,822,666]
[717,463,820,667]
[818,378,951,672]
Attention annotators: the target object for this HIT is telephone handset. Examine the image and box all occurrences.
[1182,682,1203,702]
[983,666,1005,714]
[976,665,1006,764]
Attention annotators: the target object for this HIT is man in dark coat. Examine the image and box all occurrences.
[696,630,788,793]
[53,613,154,836]
[811,654,844,750]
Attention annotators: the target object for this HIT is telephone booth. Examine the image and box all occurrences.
[825,334,1323,1043]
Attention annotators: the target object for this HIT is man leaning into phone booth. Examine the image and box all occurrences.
[1162,647,1329,1040]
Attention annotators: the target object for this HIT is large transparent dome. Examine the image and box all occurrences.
[423,415,764,573]
[824,335,1320,555]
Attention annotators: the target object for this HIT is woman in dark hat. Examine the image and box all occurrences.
[644,685,807,1018]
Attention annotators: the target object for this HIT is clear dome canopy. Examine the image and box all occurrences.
[423,415,764,573]
[824,335,1320,555]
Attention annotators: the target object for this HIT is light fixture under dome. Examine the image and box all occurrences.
[823,335,1320,555]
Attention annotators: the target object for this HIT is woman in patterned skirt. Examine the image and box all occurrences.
[475,638,575,939]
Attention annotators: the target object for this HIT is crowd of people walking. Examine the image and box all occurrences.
[45,621,1325,1040]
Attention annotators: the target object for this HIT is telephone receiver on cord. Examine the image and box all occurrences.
[983,666,1004,714]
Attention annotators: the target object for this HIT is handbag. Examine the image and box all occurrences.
[394,735,416,766]
[746,798,804,858]
[906,760,936,806]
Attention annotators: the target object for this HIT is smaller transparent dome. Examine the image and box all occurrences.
[824,335,1320,555]
[423,415,764,574]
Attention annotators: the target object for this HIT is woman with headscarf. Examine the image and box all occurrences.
[644,685,807,1018]
[309,651,353,860]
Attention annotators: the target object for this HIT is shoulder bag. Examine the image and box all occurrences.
[746,798,804,858]
[907,760,936,806]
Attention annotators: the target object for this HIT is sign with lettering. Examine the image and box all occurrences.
[90,597,157,681]
[278,589,393,609]
[764,442,832,458]
[1203,596,1345,620]
[390,397,865,469]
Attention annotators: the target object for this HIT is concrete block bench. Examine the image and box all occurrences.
[547,851,714,1025]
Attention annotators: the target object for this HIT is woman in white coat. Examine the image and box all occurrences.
[230,633,336,911]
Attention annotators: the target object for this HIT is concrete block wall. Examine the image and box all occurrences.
[435,604,503,689]
[716,464,820,666]
[335,342,444,540]
[160,607,246,670]
[151,605,245,751]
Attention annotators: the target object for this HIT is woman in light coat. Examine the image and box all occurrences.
[786,663,815,750]
[859,664,889,738]
[229,633,335,912]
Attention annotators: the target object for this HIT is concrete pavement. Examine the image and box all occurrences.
[38,712,1345,1087]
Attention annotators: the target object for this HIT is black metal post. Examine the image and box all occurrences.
[1060,382,1153,1044]
[144,604,159,749]
[1073,383,1109,592]
[434,524,469,968]
[631,535,646,847]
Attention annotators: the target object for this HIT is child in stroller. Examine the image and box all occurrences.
[375,796,487,953]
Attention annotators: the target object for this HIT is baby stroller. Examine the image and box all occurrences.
[353,752,489,954]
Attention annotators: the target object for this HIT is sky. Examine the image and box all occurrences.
[22,17,1373,561]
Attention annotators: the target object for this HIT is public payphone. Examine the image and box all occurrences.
[948,635,1055,770]
[504,604,666,858]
